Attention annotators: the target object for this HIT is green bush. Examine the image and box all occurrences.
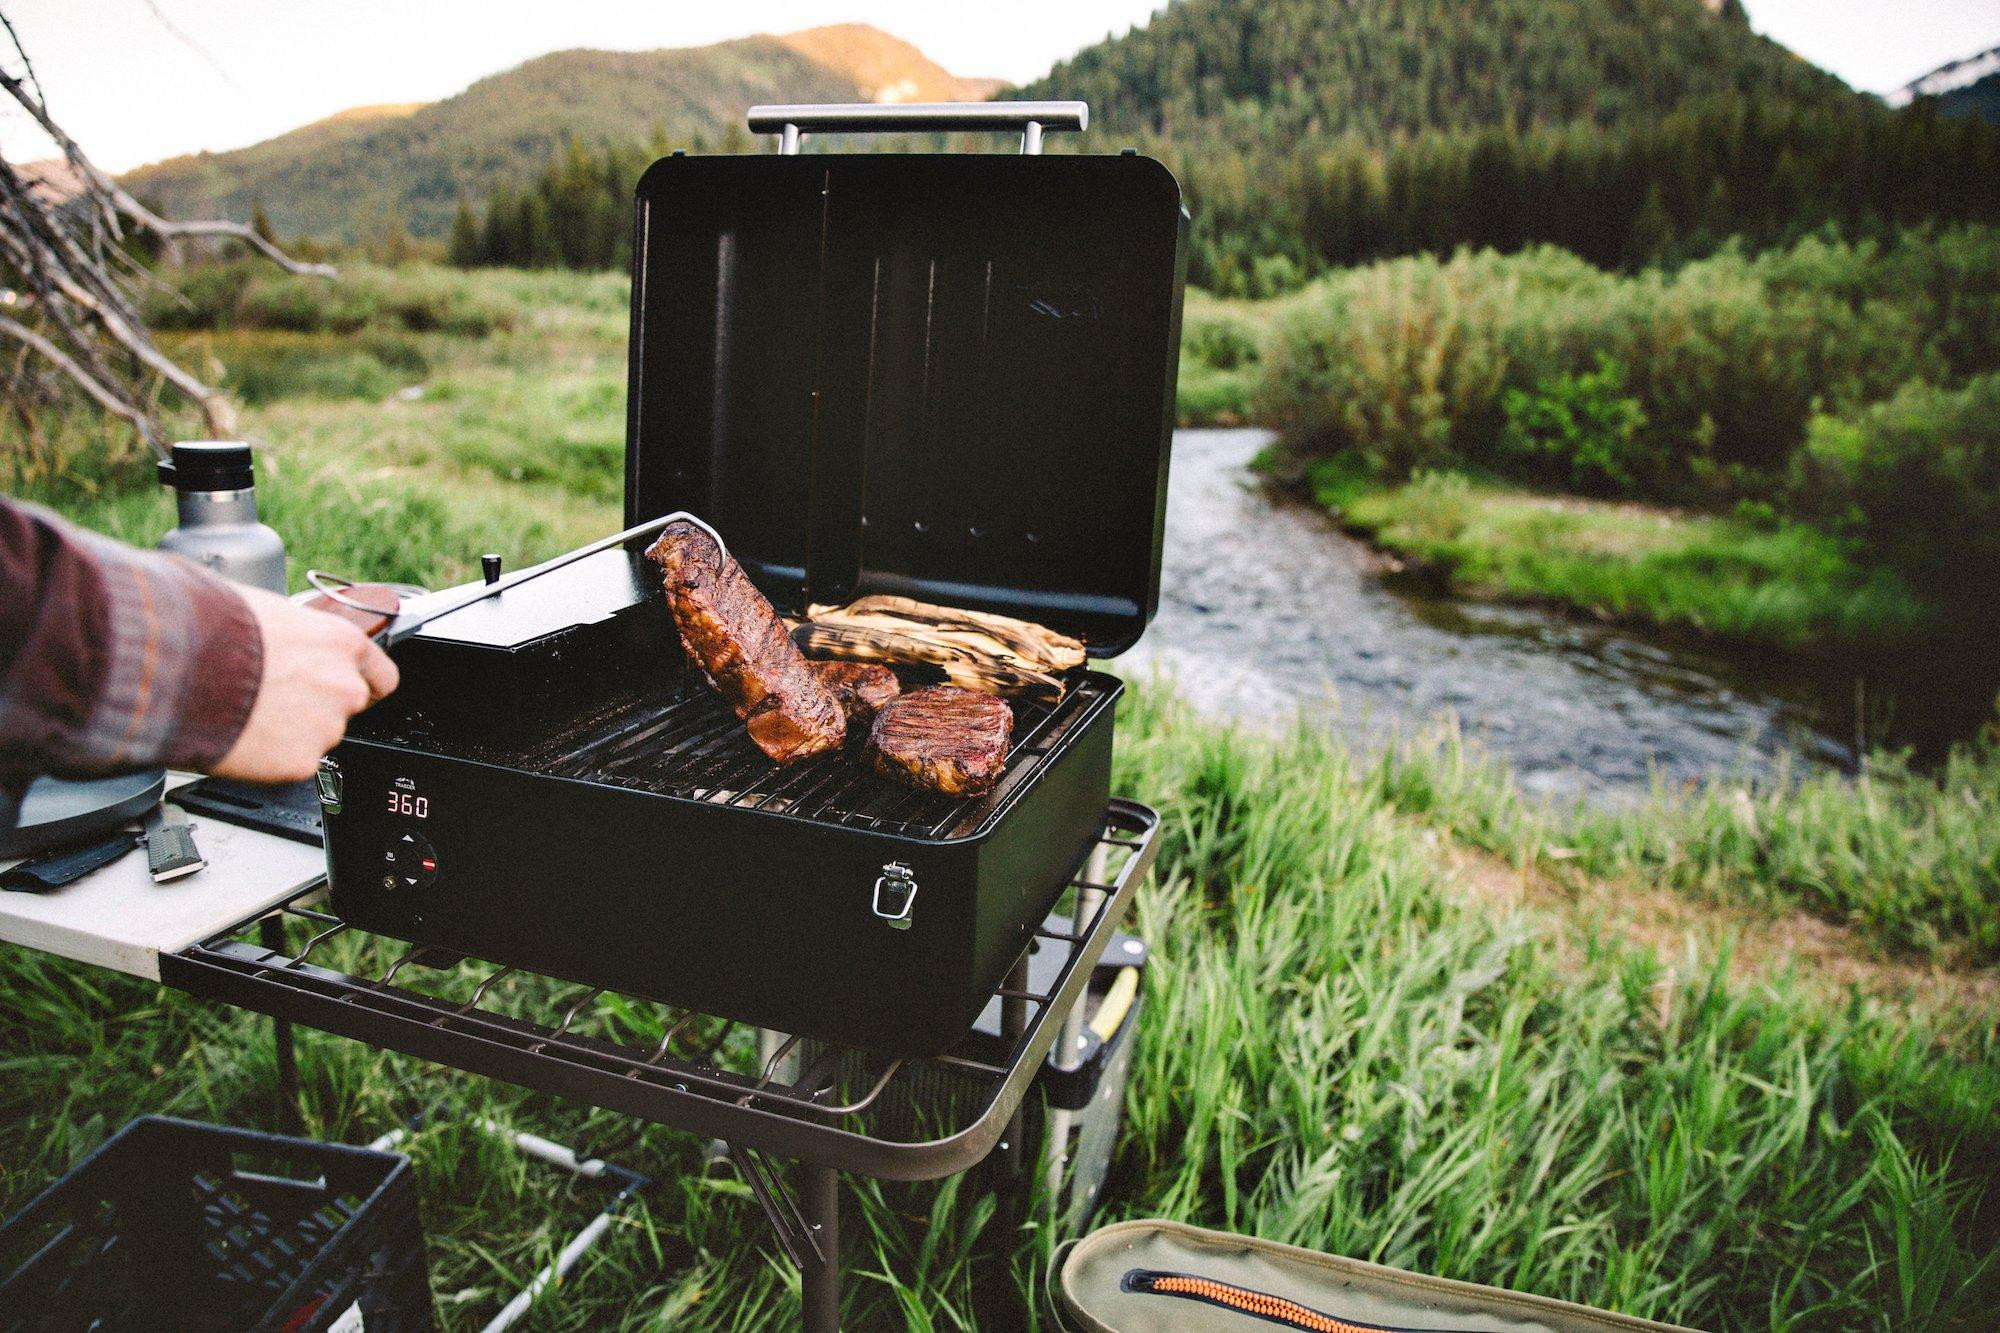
[1261,228,2000,497]
[1175,364,1257,426]
[1259,251,1516,475]
[141,260,516,338]
[144,263,254,331]
[1183,315,1261,372]
[1793,373,2000,609]
[1499,353,1651,494]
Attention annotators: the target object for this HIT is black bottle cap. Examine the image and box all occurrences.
[158,441,255,493]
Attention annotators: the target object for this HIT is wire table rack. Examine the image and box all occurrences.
[159,798,1160,1331]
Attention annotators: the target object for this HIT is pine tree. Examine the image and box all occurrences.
[448,196,481,268]
[1624,183,1676,267]
[480,183,519,266]
[249,199,277,244]
[518,192,556,268]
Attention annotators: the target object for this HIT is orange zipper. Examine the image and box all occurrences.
[1122,1269,1483,1333]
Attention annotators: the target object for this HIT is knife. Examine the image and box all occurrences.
[300,510,725,647]
[141,802,206,882]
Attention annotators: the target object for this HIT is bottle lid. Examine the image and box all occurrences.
[159,441,255,493]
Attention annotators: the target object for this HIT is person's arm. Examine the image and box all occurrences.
[0,497,397,795]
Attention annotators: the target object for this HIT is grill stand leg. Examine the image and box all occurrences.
[1044,844,1111,1213]
[727,1143,841,1331]
[1001,953,1031,1180]
[259,915,304,1135]
[800,1162,840,1333]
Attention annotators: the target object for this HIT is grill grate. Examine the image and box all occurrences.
[508,674,1105,840]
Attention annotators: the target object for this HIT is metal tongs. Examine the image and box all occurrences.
[303,511,724,647]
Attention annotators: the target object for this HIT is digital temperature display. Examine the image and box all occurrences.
[386,790,429,818]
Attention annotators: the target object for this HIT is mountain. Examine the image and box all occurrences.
[1017,0,1850,148]
[121,25,999,240]
[1940,73,2000,124]
[777,24,1003,103]
[1002,0,1999,294]
[1887,45,2000,124]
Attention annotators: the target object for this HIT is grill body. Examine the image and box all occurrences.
[322,128,1186,1056]
[324,553,1122,1055]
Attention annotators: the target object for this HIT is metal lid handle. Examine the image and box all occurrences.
[747,101,1087,155]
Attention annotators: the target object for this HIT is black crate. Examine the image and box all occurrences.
[0,1116,432,1333]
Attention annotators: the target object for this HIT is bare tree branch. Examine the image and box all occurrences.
[0,314,160,446]
[0,7,324,455]
[115,200,338,279]
[0,63,335,278]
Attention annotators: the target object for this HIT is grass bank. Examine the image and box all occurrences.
[1304,464,1931,654]
[17,263,631,589]
[1360,702,2000,967]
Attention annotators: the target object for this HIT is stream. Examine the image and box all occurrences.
[1124,429,1888,804]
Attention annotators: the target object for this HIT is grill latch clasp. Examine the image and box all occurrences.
[873,862,918,929]
[315,757,344,814]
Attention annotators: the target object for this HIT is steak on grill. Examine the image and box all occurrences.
[811,660,901,729]
[645,521,845,763]
[866,685,1014,796]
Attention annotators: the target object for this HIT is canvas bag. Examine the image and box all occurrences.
[1052,1218,1699,1333]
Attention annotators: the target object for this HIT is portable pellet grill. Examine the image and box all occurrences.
[159,99,1185,1330]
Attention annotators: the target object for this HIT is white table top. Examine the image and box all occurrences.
[0,778,326,980]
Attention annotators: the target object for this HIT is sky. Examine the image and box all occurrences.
[3,0,1997,173]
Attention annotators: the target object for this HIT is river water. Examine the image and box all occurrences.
[1123,429,1866,803]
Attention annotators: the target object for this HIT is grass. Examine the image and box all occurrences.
[25,264,632,591]
[1308,465,1934,654]
[1360,702,2000,966]
[4,687,1997,1328]
[6,261,2000,1326]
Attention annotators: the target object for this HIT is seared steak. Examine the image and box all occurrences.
[811,660,901,729]
[646,521,844,763]
[866,685,1014,796]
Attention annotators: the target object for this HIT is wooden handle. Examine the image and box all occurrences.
[299,582,400,639]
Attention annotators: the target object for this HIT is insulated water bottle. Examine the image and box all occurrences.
[156,440,288,594]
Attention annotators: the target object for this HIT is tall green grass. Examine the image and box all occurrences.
[1325,468,1932,652]
[1362,708,2000,965]
[1110,689,2000,1328]
[4,687,1995,1328]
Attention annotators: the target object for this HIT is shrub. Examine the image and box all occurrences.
[1260,227,2000,499]
[1259,251,1516,476]
[1183,315,1261,372]
[1175,366,1256,426]
[1499,353,1650,494]
[141,261,516,339]
[1793,373,2000,610]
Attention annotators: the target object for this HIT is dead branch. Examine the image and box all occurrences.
[0,6,326,457]
[119,201,337,280]
[0,313,159,445]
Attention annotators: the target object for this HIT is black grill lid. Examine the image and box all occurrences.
[624,141,1188,657]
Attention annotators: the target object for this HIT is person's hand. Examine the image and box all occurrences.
[211,586,399,782]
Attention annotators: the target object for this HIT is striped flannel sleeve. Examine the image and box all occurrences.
[0,499,263,793]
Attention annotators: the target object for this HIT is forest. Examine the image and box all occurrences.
[447,90,2000,296]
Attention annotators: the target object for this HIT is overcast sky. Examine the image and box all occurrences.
[4,0,1997,172]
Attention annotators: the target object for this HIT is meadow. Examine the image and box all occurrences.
[5,262,1999,1328]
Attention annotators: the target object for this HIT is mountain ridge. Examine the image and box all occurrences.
[121,24,998,240]
[1016,0,1851,147]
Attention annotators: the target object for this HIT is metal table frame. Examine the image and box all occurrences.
[159,800,1159,1331]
